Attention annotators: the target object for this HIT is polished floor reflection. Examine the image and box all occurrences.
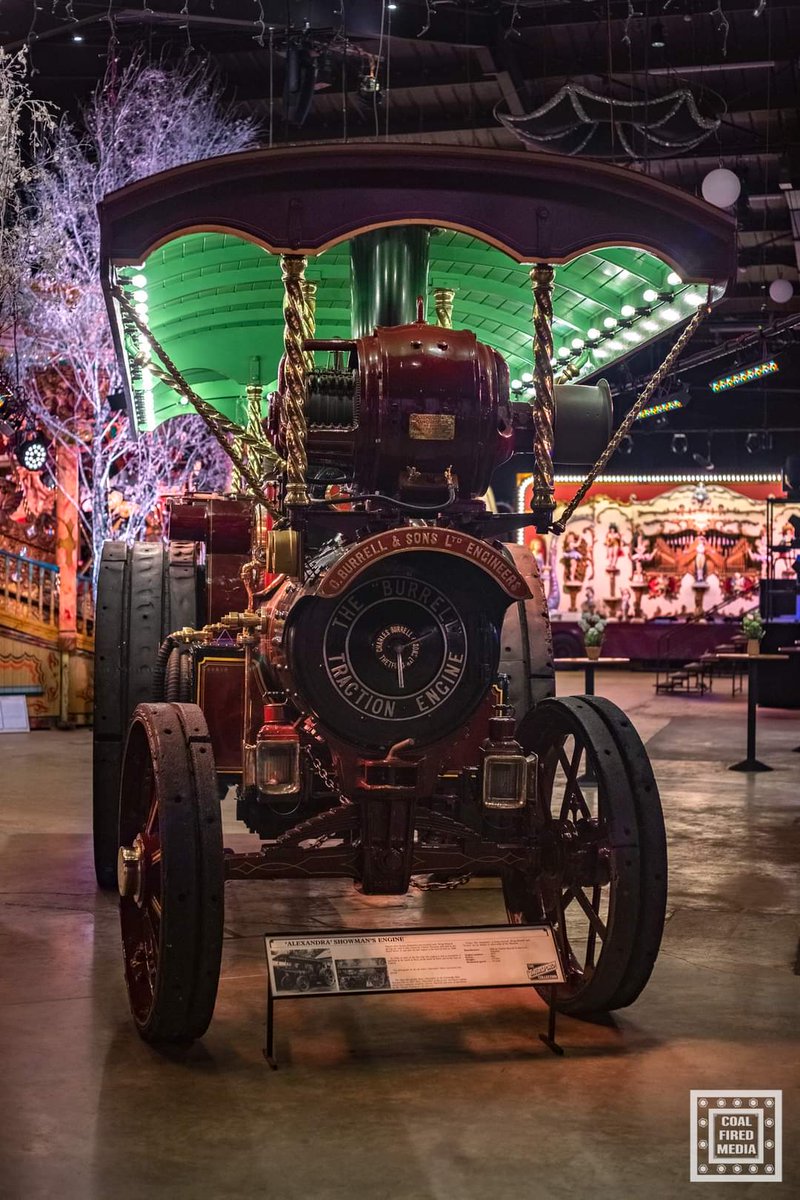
[1,672,798,1199]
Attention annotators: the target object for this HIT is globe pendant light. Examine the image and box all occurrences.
[701,168,741,208]
[769,278,794,304]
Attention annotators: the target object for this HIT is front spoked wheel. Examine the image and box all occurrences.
[504,696,667,1016]
[118,703,224,1043]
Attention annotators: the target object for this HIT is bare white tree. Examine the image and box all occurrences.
[0,47,54,323]
[7,53,259,584]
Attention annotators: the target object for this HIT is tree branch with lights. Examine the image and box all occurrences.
[2,50,259,584]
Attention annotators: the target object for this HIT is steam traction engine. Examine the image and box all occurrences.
[92,147,735,1045]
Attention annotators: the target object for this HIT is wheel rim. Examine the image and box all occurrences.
[119,732,164,1027]
[534,730,612,988]
[117,702,224,1043]
[507,697,643,1013]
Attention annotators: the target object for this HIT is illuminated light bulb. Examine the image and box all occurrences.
[683,291,705,306]
[662,307,680,321]
[521,371,533,383]
[510,379,523,391]
[131,274,147,287]
[557,347,570,358]
[571,337,585,349]
[524,387,535,399]
[620,305,636,318]
[606,339,623,351]
[667,271,682,287]
[179,396,190,406]
[643,288,658,303]
[587,327,601,340]
[133,289,148,302]
[642,320,659,332]
[623,330,642,343]
[603,316,617,329]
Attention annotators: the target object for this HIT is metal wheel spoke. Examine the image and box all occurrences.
[144,793,158,836]
[558,741,583,820]
[584,885,602,968]
[572,885,607,942]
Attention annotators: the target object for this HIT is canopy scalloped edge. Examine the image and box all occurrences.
[99,144,736,284]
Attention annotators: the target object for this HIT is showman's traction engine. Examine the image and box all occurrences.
[87,143,734,1044]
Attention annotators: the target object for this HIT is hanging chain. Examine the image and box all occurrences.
[111,285,284,513]
[411,872,473,891]
[303,742,351,807]
[552,291,712,533]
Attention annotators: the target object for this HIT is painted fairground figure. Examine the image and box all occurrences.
[605,522,624,571]
[91,141,733,1044]
[562,529,584,582]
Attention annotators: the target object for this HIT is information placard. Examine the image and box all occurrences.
[265,924,564,998]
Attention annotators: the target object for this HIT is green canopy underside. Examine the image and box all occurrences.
[118,229,696,433]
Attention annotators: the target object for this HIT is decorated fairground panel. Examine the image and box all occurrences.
[516,474,794,622]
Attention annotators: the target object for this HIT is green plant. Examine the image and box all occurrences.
[579,610,607,645]
[742,612,765,640]
[583,625,604,647]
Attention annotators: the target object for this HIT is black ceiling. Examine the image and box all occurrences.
[4,0,800,474]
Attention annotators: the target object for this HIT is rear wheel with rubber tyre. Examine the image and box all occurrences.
[504,695,667,1016]
[117,702,223,1044]
[92,541,200,889]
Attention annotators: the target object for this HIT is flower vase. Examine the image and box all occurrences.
[585,644,601,661]
[746,639,760,656]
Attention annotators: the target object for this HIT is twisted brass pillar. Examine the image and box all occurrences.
[302,281,318,375]
[281,255,311,506]
[530,263,555,532]
[433,286,455,329]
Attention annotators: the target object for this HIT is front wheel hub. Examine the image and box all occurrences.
[118,836,144,904]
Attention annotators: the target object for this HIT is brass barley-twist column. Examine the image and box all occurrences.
[302,280,318,374]
[281,255,311,506]
[433,286,455,329]
[530,263,556,532]
[245,383,264,478]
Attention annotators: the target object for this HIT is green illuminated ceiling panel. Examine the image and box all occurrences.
[117,230,704,433]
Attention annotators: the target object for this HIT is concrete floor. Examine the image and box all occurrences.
[1,671,798,1199]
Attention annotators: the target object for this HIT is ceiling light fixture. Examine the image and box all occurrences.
[710,359,779,392]
[651,20,666,48]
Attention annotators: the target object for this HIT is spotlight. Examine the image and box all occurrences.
[671,433,688,455]
[15,430,49,473]
[692,441,715,472]
[651,20,666,48]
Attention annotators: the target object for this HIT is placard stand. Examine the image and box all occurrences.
[262,923,566,1068]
